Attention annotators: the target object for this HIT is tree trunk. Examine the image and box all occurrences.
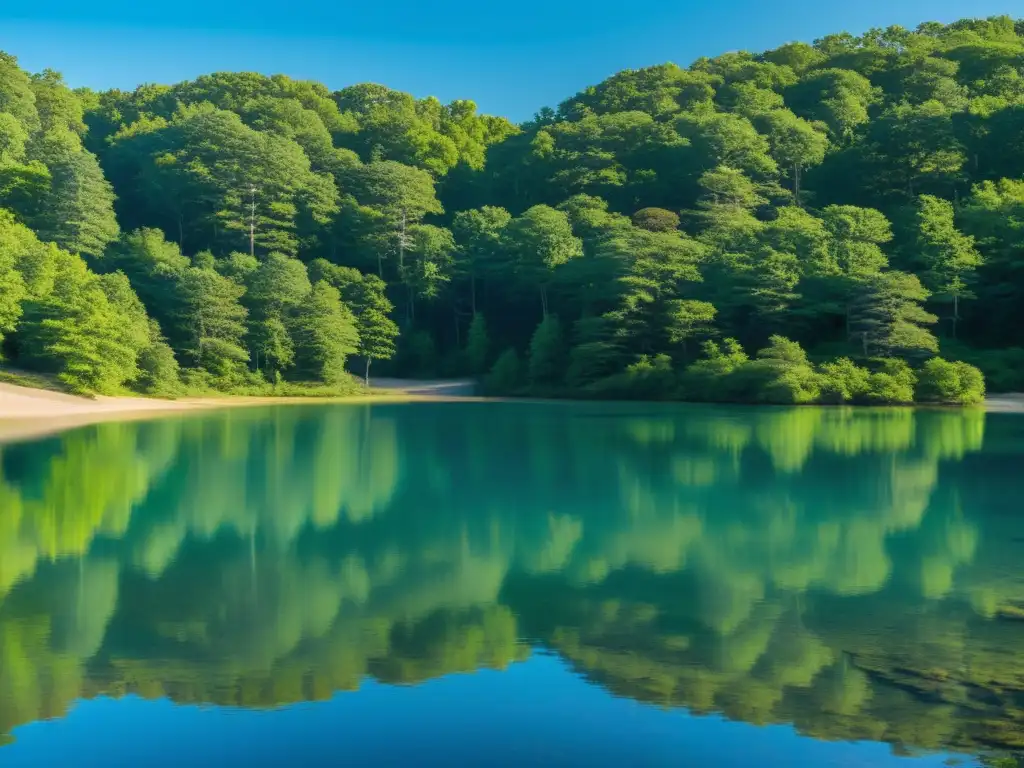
[364,357,372,387]
[377,251,383,278]
[399,209,407,271]
[454,308,461,347]
[793,164,802,208]
[952,293,959,341]
[470,275,477,316]
[540,286,548,318]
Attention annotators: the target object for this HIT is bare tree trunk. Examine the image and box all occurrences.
[952,293,959,340]
[364,357,371,386]
[540,286,548,318]
[399,209,407,271]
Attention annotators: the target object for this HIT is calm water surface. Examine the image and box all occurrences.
[1,401,1023,766]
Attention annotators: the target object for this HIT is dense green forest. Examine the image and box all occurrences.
[3,15,1024,402]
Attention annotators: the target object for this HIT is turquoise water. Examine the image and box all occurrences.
[0,401,1022,766]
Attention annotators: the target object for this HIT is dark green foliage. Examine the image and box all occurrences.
[134,319,181,396]
[2,20,1023,402]
[465,313,490,375]
[290,281,359,385]
[485,348,522,395]
[528,314,566,386]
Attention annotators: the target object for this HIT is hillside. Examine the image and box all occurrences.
[1,16,1024,404]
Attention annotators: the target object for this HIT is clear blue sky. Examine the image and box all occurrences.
[2,1,1020,121]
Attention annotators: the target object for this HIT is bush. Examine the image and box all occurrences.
[818,357,870,404]
[588,354,678,400]
[485,348,522,395]
[681,338,749,402]
[864,359,917,404]
[730,336,821,404]
[916,357,985,405]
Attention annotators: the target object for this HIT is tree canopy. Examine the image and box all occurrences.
[3,15,1024,399]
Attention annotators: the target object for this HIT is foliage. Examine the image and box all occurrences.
[3,19,1024,402]
[916,357,986,404]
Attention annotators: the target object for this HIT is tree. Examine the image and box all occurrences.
[27,135,119,257]
[306,260,398,384]
[340,160,444,277]
[465,313,490,375]
[175,266,250,379]
[503,206,583,317]
[752,110,829,205]
[452,206,511,314]
[665,299,717,361]
[913,195,982,339]
[632,208,681,232]
[849,271,938,359]
[290,281,359,385]
[18,251,147,393]
[528,314,566,386]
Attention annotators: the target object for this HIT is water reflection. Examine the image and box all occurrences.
[0,402,1022,759]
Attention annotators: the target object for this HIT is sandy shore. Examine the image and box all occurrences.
[0,380,474,445]
[1,381,1021,445]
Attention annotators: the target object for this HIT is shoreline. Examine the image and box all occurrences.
[0,382,472,445]
[2,382,1023,446]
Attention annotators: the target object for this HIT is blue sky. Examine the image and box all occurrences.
[2,1,1020,121]
[1,654,959,767]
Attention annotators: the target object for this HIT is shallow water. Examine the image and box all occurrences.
[0,401,1022,766]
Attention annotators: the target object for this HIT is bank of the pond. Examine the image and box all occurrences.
[2,381,1022,446]
[0,380,476,444]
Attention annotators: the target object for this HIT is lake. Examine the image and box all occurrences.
[1,401,1022,767]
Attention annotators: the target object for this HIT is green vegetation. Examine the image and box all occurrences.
[3,17,1024,400]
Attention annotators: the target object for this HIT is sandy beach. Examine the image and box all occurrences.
[0,380,476,444]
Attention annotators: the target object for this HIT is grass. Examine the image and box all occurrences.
[0,367,72,393]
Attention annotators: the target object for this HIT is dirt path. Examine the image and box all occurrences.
[370,378,478,396]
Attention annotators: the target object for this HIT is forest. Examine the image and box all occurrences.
[2,15,1024,403]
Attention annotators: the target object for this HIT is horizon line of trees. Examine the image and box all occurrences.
[2,15,1024,402]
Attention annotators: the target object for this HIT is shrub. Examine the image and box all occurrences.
[681,338,749,402]
[818,357,871,403]
[732,336,821,404]
[588,354,678,400]
[864,359,917,404]
[916,357,985,405]
[485,348,522,395]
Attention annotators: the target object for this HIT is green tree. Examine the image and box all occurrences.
[290,281,359,385]
[465,313,490,375]
[503,206,583,317]
[849,272,938,359]
[913,195,982,339]
[528,314,566,386]
[452,206,511,315]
